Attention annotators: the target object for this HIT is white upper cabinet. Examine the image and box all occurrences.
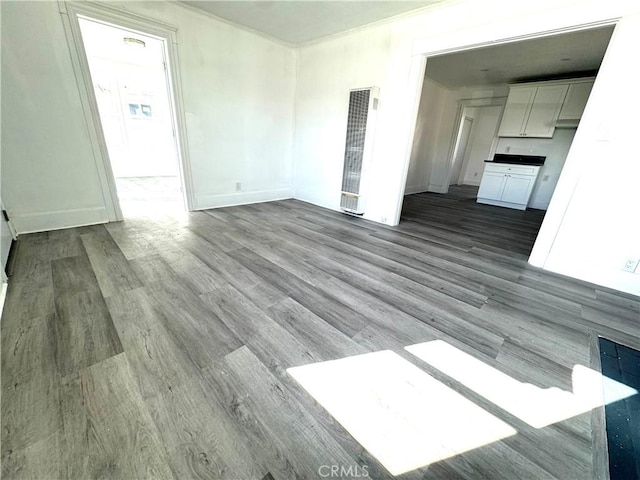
[497,87,536,137]
[498,77,595,138]
[498,84,568,138]
[524,84,569,137]
[558,80,594,120]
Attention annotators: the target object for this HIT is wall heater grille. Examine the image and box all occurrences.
[340,87,378,215]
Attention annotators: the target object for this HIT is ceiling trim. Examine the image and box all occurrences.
[173,1,296,48]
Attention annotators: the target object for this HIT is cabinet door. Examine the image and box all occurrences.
[558,81,594,120]
[500,174,536,205]
[498,87,536,137]
[477,172,507,200]
[524,84,568,138]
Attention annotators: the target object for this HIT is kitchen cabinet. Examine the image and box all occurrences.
[500,174,537,205]
[477,171,508,200]
[497,87,536,137]
[558,80,594,121]
[498,84,568,138]
[477,163,540,210]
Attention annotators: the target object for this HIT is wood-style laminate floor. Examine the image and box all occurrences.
[2,189,639,479]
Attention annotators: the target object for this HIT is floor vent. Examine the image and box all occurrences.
[599,337,640,480]
[340,87,379,215]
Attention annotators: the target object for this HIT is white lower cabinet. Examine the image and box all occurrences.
[477,172,507,200]
[477,164,540,210]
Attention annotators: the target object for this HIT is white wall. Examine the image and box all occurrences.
[122,2,297,211]
[293,25,393,210]
[495,128,576,210]
[1,1,111,233]
[531,13,640,295]
[1,1,296,232]
[404,83,505,195]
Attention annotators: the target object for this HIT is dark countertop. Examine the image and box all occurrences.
[484,160,544,165]
[485,154,545,166]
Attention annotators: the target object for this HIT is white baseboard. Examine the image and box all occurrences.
[428,184,448,194]
[194,188,293,210]
[11,207,109,234]
[528,201,549,211]
[542,257,640,297]
[293,188,342,212]
[404,185,430,195]
[460,180,480,187]
[407,182,479,195]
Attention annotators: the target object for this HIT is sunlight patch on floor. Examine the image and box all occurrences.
[287,350,516,476]
[405,340,638,429]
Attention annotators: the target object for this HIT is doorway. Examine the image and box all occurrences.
[399,25,614,255]
[441,102,504,198]
[77,17,185,217]
[450,116,473,186]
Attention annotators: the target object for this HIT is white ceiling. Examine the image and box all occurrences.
[180,0,443,45]
[425,26,615,88]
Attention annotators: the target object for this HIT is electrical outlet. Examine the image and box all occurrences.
[381,216,387,223]
[474,172,478,177]
[235,182,242,192]
[505,146,511,153]
[622,258,639,273]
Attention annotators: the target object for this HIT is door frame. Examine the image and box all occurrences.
[443,98,506,192]
[58,1,195,220]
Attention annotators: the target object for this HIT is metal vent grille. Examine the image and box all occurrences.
[340,193,359,212]
[341,89,370,195]
[340,89,371,214]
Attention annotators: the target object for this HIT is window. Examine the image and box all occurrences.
[128,103,153,118]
